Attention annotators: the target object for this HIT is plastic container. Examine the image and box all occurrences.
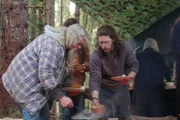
[91,105,104,114]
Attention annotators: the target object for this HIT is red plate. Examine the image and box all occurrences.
[111,76,134,82]
[62,87,85,92]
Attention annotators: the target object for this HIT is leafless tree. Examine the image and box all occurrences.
[0,0,28,115]
[45,0,55,26]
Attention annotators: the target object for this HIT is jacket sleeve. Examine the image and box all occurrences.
[124,42,139,74]
[89,52,102,93]
[48,71,71,101]
[49,87,65,101]
[171,22,180,57]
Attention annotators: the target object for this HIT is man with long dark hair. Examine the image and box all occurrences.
[89,25,139,120]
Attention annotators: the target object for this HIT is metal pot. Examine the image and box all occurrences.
[71,110,103,120]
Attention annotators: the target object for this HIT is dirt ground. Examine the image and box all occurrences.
[0,118,22,120]
[0,115,177,120]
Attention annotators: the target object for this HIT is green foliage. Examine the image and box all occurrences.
[28,0,45,42]
[36,1,44,7]
[0,106,22,118]
[71,0,180,40]
[79,10,100,53]
[29,0,44,8]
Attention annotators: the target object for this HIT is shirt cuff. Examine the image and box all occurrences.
[49,88,65,101]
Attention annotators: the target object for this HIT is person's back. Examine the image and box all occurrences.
[135,48,170,93]
[133,38,171,117]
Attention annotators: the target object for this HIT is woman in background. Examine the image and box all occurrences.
[133,38,171,117]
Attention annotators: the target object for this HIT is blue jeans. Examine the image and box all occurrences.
[22,102,50,120]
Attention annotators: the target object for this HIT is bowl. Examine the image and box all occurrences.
[68,83,81,88]
[74,65,84,71]
[165,82,175,87]
[91,104,104,114]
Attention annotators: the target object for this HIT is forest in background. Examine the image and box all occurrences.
[1,0,179,118]
[27,0,100,52]
[0,0,99,118]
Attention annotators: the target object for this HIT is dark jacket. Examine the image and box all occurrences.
[89,41,139,92]
[134,48,171,93]
[171,21,180,83]
[171,20,180,119]
[133,48,171,117]
[171,21,180,71]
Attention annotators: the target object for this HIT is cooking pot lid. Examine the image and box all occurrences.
[71,110,103,119]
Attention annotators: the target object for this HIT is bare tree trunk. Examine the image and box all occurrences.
[28,0,45,42]
[60,0,63,25]
[45,0,55,26]
[0,0,28,115]
[67,0,70,18]
[30,4,38,40]
[38,8,44,35]
[84,13,88,28]
[75,5,80,21]
[38,0,45,35]
[0,0,2,69]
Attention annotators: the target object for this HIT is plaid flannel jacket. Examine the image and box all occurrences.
[2,34,65,115]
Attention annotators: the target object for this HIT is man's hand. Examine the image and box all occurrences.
[72,55,79,65]
[128,71,136,78]
[91,90,99,106]
[80,64,87,73]
[59,96,74,108]
[128,81,134,88]
[92,98,99,106]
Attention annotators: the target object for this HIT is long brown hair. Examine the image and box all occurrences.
[95,24,123,57]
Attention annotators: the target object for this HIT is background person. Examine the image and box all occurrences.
[132,38,171,117]
[171,17,180,120]
[60,18,90,120]
[63,18,79,27]
[48,18,80,112]
[89,24,139,120]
